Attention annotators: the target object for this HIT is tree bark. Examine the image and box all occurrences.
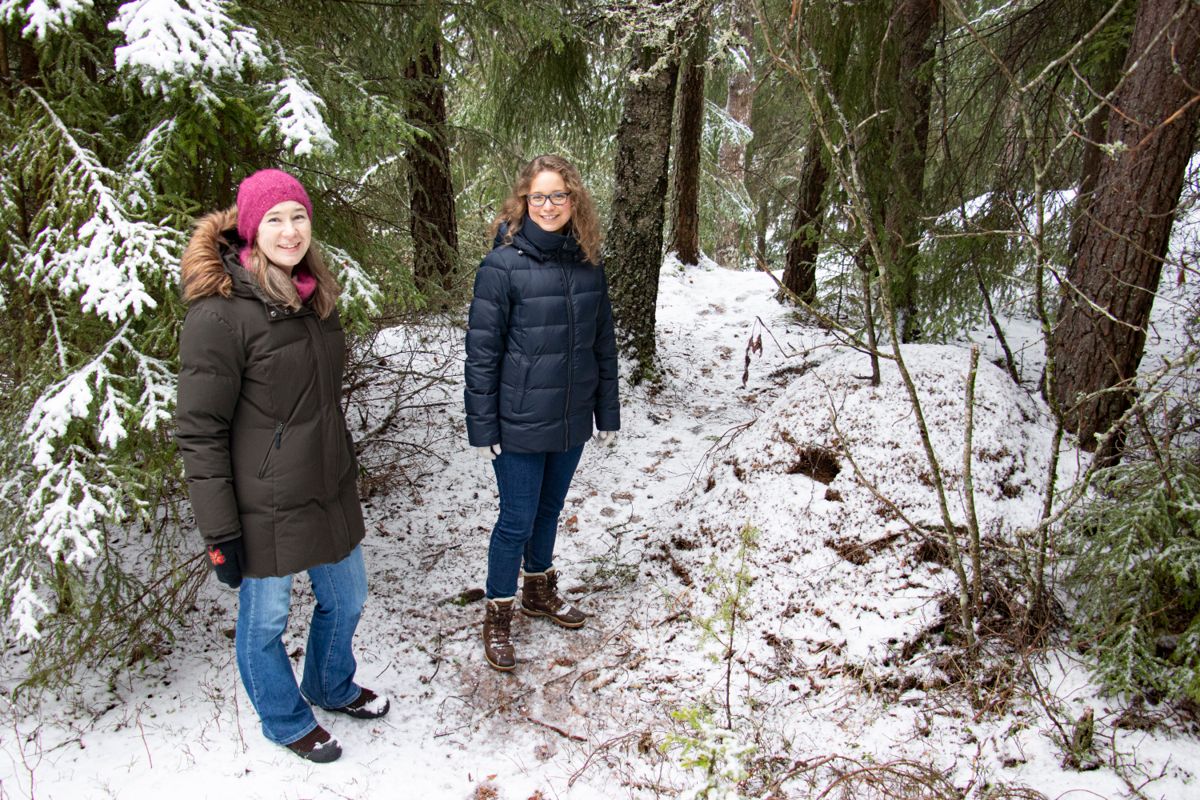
[669,27,707,267]
[608,42,679,384]
[715,0,754,266]
[780,12,857,306]
[0,26,9,97]
[881,0,937,342]
[1051,0,1200,449]
[404,34,458,294]
[1068,34,1129,262]
[780,126,828,304]
[18,35,38,89]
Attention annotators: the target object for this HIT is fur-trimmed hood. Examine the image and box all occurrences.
[180,207,249,303]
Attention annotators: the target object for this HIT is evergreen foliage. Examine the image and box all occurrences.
[663,706,754,800]
[0,0,397,682]
[1068,459,1200,705]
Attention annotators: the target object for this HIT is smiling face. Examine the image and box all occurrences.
[525,170,572,234]
[255,200,311,273]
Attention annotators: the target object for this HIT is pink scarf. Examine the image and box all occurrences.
[239,247,317,304]
[292,268,317,303]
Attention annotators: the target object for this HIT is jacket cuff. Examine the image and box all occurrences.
[595,410,621,432]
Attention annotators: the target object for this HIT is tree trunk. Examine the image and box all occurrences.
[1068,34,1129,261]
[0,26,9,97]
[715,0,754,266]
[669,27,707,266]
[881,0,937,342]
[18,34,38,89]
[780,12,857,306]
[780,126,829,304]
[607,43,679,384]
[404,34,458,294]
[1051,0,1200,449]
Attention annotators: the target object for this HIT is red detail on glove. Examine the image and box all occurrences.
[208,547,227,566]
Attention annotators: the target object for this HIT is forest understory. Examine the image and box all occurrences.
[4,260,1197,800]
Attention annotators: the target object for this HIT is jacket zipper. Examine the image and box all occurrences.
[560,260,574,451]
[257,421,284,479]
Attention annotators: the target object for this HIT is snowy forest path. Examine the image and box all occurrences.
[343,262,813,782]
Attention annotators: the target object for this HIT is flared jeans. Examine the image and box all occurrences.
[235,545,367,745]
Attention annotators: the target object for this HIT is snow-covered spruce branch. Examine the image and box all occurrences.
[0,439,129,642]
[109,2,335,158]
[7,320,177,639]
[270,76,335,157]
[18,89,181,324]
[22,323,174,466]
[0,0,94,40]
[125,119,177,195]
[109,0,265,94]
[2,86,183,643]
[26,445,124,564]
[0,544,50,643]
[251,39,340,157]
[321,242,381,317]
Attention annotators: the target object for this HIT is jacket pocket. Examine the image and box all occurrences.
[344,429,358,476]
[257,421,285,479]
[512,362,529,414]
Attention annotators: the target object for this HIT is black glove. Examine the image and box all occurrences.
[207,538,245,589]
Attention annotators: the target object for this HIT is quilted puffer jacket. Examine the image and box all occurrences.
[175,208,364,577]
[464,219,620,453]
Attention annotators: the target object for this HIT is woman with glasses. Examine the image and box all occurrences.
[465,154,621,671]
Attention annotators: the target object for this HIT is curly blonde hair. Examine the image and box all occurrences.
[490,154,602,265]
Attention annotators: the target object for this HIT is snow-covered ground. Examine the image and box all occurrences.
[2,256,1198,799]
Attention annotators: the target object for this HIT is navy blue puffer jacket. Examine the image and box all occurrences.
[465,220,620,453]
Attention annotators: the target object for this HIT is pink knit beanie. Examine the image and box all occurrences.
[236,169,313,266]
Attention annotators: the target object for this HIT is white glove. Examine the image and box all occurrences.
[594,430,617,445]
[476,444,501,461]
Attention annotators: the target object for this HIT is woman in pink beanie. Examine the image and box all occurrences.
[175,168,387,763]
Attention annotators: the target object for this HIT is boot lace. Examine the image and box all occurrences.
[543,571,566,612]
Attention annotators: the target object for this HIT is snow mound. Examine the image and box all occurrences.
[706,343,1054,535]
[670,344,1060,670]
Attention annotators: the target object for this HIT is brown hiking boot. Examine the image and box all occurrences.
[483,597,516,671]
[521,567,586,628]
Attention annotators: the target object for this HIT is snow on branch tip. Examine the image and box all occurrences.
[109,0,265,94]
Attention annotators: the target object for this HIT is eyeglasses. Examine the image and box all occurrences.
[527,191,572,207]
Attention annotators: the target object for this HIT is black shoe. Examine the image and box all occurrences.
[285,725,342,763]
[327,687,390,720]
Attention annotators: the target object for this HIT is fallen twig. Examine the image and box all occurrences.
[523,715,586,742]
[567,731,643,788]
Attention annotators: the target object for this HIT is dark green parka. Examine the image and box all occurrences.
[175,209,364,577]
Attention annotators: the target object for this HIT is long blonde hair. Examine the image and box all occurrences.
[243,239,340,320]
[490,155,602,265]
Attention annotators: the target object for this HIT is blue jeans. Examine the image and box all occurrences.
[236,545,368,745]
[486,445,585,598]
